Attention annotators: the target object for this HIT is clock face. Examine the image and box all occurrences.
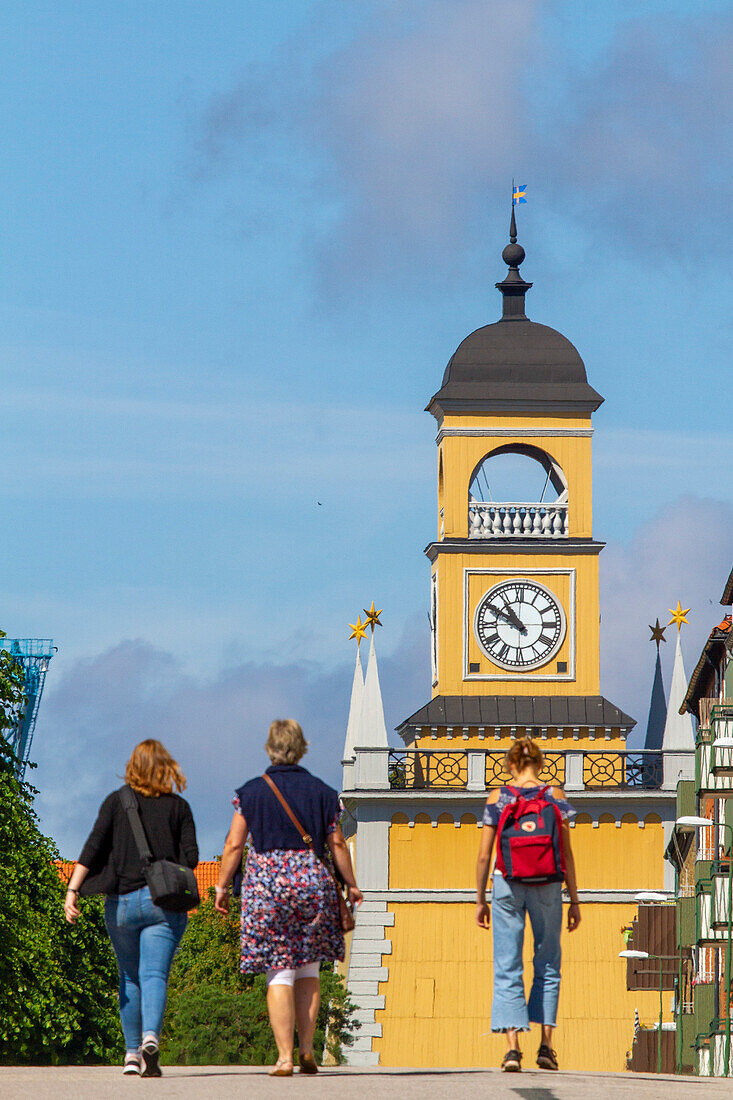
[473,579,566,671]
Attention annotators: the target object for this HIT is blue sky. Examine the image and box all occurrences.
[4,2,731,856]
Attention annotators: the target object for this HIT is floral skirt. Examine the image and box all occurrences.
[239,848,345,973]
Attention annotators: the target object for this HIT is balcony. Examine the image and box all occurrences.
[468,501,568,539]
[696,871,733,943]
[710,705,733,776]
[697,738,733,796]
[347,748,692,792]
[711,862,732,931]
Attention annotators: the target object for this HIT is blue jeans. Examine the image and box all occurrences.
[490,873,562,1032]
[104,886,187,1052]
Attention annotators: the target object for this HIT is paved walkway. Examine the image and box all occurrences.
[0,1066,728,1099]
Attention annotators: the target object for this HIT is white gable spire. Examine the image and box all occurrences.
[357,632,389,749]
[342,645,365,765]
[662,632,695,752]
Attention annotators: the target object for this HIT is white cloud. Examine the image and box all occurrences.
[600,496,733,745]
[32,618,429,860]
[192,3,733,281]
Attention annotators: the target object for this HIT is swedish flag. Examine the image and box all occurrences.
[512,184,527,206]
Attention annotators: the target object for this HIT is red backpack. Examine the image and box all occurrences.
[495,786,566,885]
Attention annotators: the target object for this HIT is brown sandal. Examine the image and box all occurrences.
[299,1052,318,1074]
[269,1059,294,1077]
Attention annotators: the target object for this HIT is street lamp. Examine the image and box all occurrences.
[620,949,667,1073]
[676,815,733,1076]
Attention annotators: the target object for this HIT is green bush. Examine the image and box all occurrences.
[162,892,359,1065]
[0,738,123,1063]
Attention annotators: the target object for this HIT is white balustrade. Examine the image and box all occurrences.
[468,502,569,539]
[698,740,733,796]
[712,871,731,930]
[698,887,731,944]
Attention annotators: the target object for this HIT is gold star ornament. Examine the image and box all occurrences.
[363,601,383,631]
[668,601,691,632]
[649,619,667,648]
[348,616,368,644]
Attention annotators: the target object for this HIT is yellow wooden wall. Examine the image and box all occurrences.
[377,813,667,1069]
[433,551,600,696]
[437,415,594,540]
[373,901,669,1070]
[389,813,665,890]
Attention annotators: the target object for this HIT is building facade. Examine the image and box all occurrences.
[666,570,733,1075]
[341,218,693,1071]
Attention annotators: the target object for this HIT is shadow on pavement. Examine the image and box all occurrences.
[510,1089,561,1100]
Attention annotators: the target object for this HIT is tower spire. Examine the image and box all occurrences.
[496,203,532,321]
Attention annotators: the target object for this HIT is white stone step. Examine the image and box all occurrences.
[344,1050,380,1066]
[348,965,389,982]
[348,952,383,968]
[350,939,391,955]
[355,911,395,927]
[353,1022,382,1038]
[348,981,381,996]
[349,994,385,1010]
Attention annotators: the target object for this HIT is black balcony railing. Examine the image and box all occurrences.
[386,749,670,791]
[388,750,468,789]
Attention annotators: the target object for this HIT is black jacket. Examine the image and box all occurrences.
[78,786,198,895]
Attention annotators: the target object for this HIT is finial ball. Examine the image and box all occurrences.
[502,242,525,268]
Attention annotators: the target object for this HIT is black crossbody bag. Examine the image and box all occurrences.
[119,786,200,912]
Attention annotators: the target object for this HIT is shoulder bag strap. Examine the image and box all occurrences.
[262,773,314,847]
[119,786,154,865]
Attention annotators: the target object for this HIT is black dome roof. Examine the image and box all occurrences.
[427,212,604,418]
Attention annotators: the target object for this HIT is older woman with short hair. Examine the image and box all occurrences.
[215,719,362,1076]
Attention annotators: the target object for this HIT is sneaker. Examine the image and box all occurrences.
[123,1053,141,1076]
[537,1044,559,1070]
[141,1036,162,1078]
[501,1049,522,1072]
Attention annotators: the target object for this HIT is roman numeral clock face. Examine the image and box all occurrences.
[473,580,566,671]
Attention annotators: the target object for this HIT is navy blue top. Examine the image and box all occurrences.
[234,765,341,859]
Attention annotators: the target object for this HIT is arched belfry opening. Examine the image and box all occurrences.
[468,444,568,538]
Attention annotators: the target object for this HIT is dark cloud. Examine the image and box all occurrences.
[32,617,429,860]
[546,18,733,256]
[190,3,732,283]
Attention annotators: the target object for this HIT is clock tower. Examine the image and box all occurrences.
[400,207,631,744]
[341,212,681,1074]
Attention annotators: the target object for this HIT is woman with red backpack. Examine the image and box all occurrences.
[476,737,581,1073]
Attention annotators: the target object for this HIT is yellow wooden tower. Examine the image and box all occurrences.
[341,212,682,1072]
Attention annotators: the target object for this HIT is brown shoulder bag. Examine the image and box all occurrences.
[262,773,356,932]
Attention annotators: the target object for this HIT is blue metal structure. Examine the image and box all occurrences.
[0,638,55,778]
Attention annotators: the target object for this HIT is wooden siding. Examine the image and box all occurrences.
[438,416,594,541]
[373,901,669,1071]
[434,551,600,697]
[389,816,666,892]
[625,904,677,991]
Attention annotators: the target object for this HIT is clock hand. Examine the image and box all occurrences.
[499,604,528,634]
[486,603,527,634]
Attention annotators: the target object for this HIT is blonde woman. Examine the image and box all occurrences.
[215,719,362,1076]
[476,737,580,1073]
[64,740,198,1078]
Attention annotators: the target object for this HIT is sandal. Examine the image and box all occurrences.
[269,1059,294,1077]
[299,1052,319,1074]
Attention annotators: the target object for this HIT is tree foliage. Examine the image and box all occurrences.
[0,648,123,1064]
[162,892,359,1065]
